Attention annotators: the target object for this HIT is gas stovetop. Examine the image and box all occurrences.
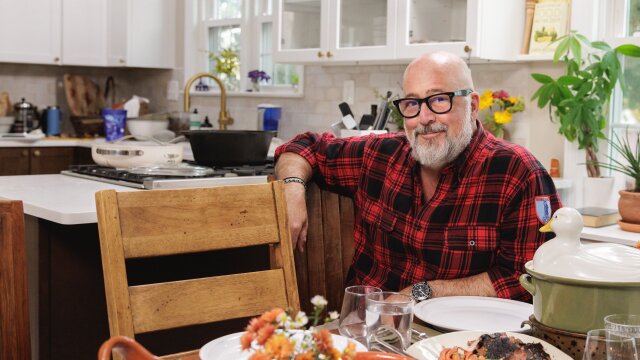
[61,163,272,189]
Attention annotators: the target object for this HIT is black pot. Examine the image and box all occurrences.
[186,130,276,166]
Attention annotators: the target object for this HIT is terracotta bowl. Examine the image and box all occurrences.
[524,315,586,360]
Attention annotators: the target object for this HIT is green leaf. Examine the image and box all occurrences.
[531,73,554,84]
[557,75,582,86]
[569,37,582,63]
[592,41,612,52]
[575,33,592,47]
[554,37,571,63]
[616,44,640,57]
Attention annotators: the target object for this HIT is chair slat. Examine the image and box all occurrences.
[129,270,289,333]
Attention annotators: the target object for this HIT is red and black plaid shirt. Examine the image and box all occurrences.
[275,123,561,301]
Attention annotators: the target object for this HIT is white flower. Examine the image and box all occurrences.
[276,312,289,327]
[292,311,308,328]
[311,295,328,308]
[328,311,339,320]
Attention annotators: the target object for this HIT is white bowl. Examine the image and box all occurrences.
[126,119,169,138]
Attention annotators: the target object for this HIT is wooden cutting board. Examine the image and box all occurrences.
[63,74,104,116]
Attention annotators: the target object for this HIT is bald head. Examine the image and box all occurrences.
[403,51,474,91]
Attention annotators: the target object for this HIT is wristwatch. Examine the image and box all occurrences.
[411,281,432,302]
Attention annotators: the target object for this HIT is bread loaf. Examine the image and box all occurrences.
[0,92,11,116]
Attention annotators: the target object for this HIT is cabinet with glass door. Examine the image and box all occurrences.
[272,0,396,64]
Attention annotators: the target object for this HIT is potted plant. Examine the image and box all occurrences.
[247,70,271,92]
[591,130,640,229]
[531,31,640,177]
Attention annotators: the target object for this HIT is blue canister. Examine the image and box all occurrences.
[101,108,127,141]
[257,104,281,132]
[45,106,61,136]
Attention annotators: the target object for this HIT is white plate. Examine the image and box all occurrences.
[199,330,367,360]
[406,330,571,360]
[414,296,532,332]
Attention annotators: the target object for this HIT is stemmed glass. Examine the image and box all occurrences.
[338,285,382,345]
[583,329,638,360]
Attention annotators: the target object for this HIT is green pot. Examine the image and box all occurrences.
[520,261,640,334]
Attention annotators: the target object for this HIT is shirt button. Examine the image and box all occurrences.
[469,240,476,246]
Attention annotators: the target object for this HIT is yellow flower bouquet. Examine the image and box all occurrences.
[241,295,358,360]
[479,89,525,139]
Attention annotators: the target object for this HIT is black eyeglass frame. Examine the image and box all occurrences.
[392,89,474,118]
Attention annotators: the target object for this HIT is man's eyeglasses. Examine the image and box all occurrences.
[392,89,473,118]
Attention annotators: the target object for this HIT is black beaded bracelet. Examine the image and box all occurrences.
[282,177,307,189]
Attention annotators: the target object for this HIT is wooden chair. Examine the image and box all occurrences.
[0,200,31,360]
[95,182,300,358]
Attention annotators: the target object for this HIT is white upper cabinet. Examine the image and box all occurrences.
[0,0,175,68]
[273,0,396,64]
[0,0,62,65]
[62,0,107,66]
[107,0,176,69]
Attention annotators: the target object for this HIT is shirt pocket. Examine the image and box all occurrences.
[444,225,498,252]
[361,200,397,233]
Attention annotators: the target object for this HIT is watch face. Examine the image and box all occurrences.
[412,282,431,301]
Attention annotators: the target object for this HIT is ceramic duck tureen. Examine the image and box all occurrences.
[532,207,640,282]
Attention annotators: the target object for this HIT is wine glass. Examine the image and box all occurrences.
[338,285,382,345]
[583,329,638,360]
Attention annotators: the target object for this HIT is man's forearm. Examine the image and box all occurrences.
[401,272,497,298]
[275,152,313,181]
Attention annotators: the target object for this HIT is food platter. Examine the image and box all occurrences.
[406,331,571,360]
[199,330,367,360]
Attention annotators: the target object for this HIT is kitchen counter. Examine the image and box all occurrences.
[0,174,136,224]
[0,137,196,160]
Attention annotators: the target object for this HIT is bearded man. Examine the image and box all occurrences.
[274,51,561,301]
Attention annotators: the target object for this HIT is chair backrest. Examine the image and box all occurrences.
[95,182,299,356]
[0,200,31,360]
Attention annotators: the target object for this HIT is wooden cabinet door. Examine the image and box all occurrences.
[29,147,75,174]
[0,148,30,175]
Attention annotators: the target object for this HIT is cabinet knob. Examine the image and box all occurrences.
[326,51,333,58]
[464,45,473,54]
[22,150,28,157]
[119,58,126,64]
[317,51,325,58]
[33,150,41,157]
[53,57,60,62]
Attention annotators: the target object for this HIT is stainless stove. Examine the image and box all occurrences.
[61,163,272,189]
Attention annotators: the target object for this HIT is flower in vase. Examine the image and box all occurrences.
[241,296,358,360]
[479,89,525,139]
[248,70,271,91]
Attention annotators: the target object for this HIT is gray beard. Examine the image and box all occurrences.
[405,102,474,168]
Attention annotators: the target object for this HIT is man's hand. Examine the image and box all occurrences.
[283,182,308,251]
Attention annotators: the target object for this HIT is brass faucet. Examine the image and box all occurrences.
[183,72,234,130]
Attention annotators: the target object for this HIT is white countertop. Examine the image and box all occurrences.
[0,174,137,225]
[0,137,100,147]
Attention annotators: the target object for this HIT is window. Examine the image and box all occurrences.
[198,0,302,94]
[605,0,640,189]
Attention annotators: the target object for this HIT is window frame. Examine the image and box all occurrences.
[183,0,304,97]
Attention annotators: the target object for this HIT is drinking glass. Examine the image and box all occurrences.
[338,285,383,345]
[583,329,638,360]
[605,314,640,338]
[365,292,414,351]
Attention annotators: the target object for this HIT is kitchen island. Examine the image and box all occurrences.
[0,174,272,359]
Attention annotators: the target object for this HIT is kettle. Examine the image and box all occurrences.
[12,98,40,133]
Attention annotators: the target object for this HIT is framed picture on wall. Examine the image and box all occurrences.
[528,0,571,55]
